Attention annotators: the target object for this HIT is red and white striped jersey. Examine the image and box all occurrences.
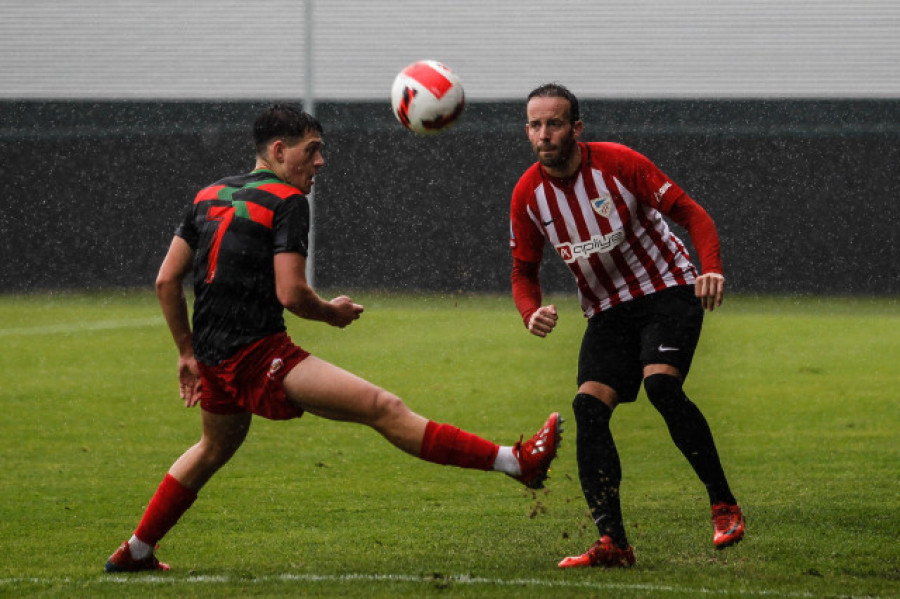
[510,142,716,317]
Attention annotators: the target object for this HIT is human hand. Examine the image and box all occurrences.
[527,305,558,337]
[695,273,725,311]
[178,355,202,408]
[328,295,364,328]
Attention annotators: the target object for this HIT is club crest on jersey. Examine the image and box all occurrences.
[590,195,614,218]
[555,230,625,263]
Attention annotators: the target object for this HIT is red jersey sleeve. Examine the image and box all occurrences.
[511,257,542,326]
[509,170,545,263]
[509,169,546,325]
[664,195,723,275]
[611,144,723,276]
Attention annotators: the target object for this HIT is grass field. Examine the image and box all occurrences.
[0,290,897,598]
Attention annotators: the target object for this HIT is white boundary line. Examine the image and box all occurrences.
[0,317,162,337]
[0,572,884,598]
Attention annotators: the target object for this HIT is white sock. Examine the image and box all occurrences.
[492,445,521,476]
[128,535,153,560]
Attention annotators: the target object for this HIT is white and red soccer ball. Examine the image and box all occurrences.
[391,60,465,135]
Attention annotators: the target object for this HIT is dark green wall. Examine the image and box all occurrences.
[1,100,897,294]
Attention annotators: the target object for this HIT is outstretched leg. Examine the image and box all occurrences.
[282,355,560,487]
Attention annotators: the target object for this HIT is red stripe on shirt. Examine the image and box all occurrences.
[544,178,609,308]
[194,185,226,203]
[256,182,301,199]
[602,171,663,294]
[585,169,642,303]
[567,180,620,306]
[245,202,274,229]
[635,207,691,286]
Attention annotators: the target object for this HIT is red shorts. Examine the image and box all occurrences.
[198,332,310,420]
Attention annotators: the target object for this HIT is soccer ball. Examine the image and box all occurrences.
[390,60,465,135]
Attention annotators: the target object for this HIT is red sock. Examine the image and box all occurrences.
[420,421,499,470]
[133,473,198,545]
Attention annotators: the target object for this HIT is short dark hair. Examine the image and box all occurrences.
[527,83,581,123]
[253,104,323,155]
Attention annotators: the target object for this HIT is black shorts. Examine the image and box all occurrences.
[577,285,703,403]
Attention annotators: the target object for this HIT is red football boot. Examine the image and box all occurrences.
[712,503,745,549]
[510,412,562,489]
[105,541,171,573]
[558,535,635,568]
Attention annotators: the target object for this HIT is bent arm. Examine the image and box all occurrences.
[665,194,725,310]
[511,257,543,326]
[665,194,722,276]
[511,257,557,337]
[274,252,363,327]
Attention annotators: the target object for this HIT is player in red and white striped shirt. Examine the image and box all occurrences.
[510,84,744,568]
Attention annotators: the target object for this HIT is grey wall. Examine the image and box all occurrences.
[1,100,897,295]
[3,1,899,100]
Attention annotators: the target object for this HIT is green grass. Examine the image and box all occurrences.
[0,290,897,598]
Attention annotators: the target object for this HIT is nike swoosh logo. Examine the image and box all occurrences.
[658,345,680,352]
[541,217,558,226]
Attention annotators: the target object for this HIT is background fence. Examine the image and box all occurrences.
[1,99,897,295]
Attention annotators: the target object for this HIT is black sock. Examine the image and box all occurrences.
[643,374,737,505]
[572,393,629,548]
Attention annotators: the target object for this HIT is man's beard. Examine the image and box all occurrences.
[535,134,577,168]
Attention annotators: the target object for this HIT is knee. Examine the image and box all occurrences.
[196,433,244,468]
[573,393,613,426]
[370,389,409,427]
[193,443,231,472]
[643,374,686,413]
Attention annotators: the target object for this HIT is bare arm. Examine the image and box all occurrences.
[156,236,201,407]
[274,252,363,327]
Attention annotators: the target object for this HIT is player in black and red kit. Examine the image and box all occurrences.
[509,84,744,568]
[105,104,562,572]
